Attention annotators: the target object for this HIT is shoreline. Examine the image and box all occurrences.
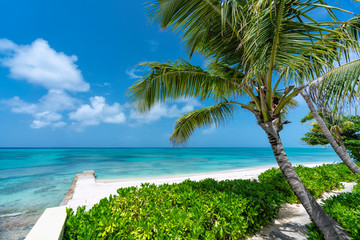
[66,161,332,211]
[96,163,279,183]
[97,161,332,183]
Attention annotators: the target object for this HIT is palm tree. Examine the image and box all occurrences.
[306,112,355,152]
[129,1,360,238]
[300,59,360,174]
[301,110,358,154]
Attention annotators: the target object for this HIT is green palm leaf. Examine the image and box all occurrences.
[170,101,240,144]
[309,58,360,113]
[148,0,358,77]
[128,59,244,112]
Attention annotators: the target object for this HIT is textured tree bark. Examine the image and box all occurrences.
[301,91,360,174]
[260,121,351,240]
[334,131,347,153]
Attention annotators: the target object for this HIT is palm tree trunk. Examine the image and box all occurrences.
[334,131,347,153]
[260,121,350,240]
[301,91,360,174]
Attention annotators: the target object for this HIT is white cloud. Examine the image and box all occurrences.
[0,38,89,92]
[3,90,77,129]
[0,39,18,52]
[5,97,37,114]
[0,38,94,129]
[130,98,201,124]
[5,90,78,113]
[69,96,126,128]
[4,94,126,130]
[126,66,144,79]
[39,89,78,112]
[31,112,63,129]
[53,121,66,128]
[0,38,203,131]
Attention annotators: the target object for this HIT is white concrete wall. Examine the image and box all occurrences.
[25,206,67,240]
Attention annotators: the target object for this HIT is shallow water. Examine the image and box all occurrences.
[0,147,339,240]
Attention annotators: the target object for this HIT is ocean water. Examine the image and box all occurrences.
[0,147,340,240]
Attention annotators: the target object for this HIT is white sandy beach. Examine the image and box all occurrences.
[66,162,331,210]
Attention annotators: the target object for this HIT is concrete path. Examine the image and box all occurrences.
[249,182,356,240]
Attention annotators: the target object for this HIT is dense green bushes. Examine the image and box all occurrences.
[64,163,359,239]
[258,163,358,203]
[306,179,360,239]
[353,179,360,194]
[260,163,360,239]
[64,179,283,239]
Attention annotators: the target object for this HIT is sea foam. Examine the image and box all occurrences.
[0,212,22,218]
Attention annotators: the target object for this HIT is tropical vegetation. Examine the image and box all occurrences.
[301,113,360,162]
[307,179,360,239]
[259,163,359,203]
[64,163,359,239]
[300,60,360,174]
[128,0,360,238]
[65,179,283,239]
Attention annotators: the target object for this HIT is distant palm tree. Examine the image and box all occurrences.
[300,59,360,174]
[316,116,354,153]
[301,110,357,153]
[129,1,360,238]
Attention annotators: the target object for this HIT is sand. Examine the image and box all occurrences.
[66,162,329,210]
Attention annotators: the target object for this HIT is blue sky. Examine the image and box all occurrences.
[0,0,358,148]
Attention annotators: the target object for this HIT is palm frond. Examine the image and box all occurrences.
[127,59,243,112]
[280,15,360,85]
[147,0,360,86]
[309,58,360,114]
[170,101,240,144]
[133,0,360,141]
[279,97,298,123]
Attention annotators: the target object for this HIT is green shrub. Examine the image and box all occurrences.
[258,163,358,203]
[64,163,359,239]
[353,179,360,194]
[64,178,283,240]
[306,192,360,239]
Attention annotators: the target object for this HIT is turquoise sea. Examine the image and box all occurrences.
[0,147,340,240]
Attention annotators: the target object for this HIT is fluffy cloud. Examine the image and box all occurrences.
[5,97,37,114]
[7,89,78,113]
[0,39,202,130]
[31,112,63,129]
[130,98,201,124]
[69,96,126,128]
[3,90,78,129]
[38,89,78,112]
[0,38,89,92]
[0,38,92,129]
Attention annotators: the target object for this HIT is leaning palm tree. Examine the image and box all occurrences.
[129,1,360,238]
[300,58,360,174]
[301,110,356,153]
